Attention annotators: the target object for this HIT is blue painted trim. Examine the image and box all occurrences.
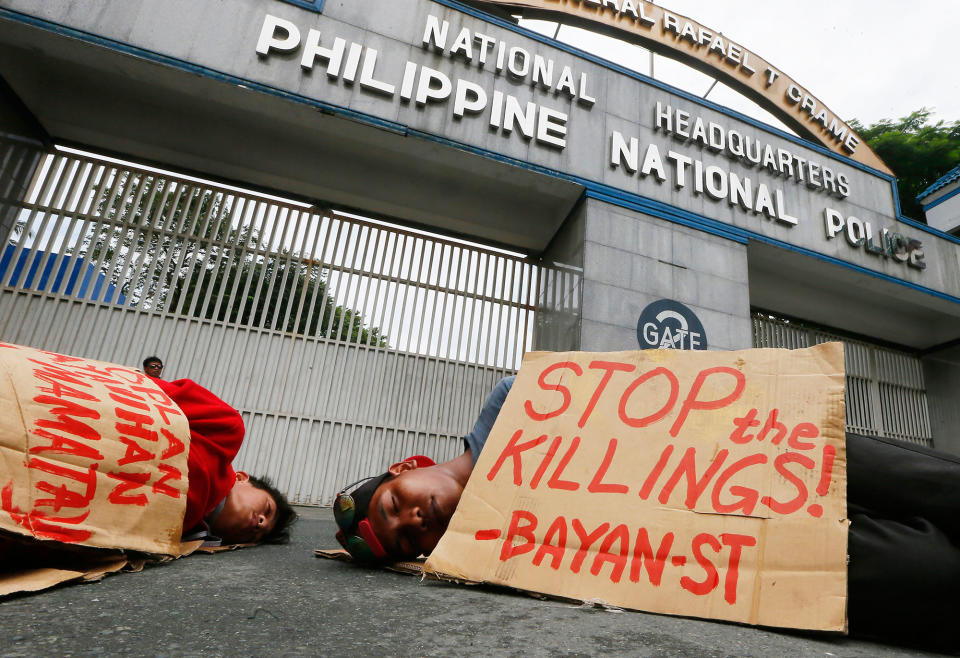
[407,126,745,244]
[408,126,960,306]
[0,8,408,136]
[582,186,960,306]
[744,232,960,306]
[890,178,902,219]
[887,178,960,245]
[3,7,957,306]
[922,183,960,212]
[278,0,325,12]
[431,0,896,183]
[896,212,960,245]
[918,162,960,200]
[585,189,748,244]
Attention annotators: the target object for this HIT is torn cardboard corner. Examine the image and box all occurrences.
[314,547,430,577]
[0,530,139,597]
[315,547,561,602]
[0,531,256,598]
[424,344,849,633]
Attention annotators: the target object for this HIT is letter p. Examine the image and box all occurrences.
[257,15,302,56]
[824,208,845,239]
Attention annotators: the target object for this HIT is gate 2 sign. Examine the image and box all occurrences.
[637,300,707,350]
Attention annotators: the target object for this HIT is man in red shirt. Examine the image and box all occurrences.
[153,377,295,545]
[0,373,294,571]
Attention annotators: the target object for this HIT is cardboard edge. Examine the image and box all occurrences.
[317,544,849,635]
[0,538,263,598]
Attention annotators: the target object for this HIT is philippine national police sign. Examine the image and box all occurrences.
[637,299,707,350]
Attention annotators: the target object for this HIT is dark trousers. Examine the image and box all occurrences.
[847,433,960,650]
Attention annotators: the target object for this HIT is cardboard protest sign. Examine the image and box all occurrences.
[424,345,848,632]
[0,342,191,556]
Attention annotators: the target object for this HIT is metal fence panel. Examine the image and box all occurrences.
[752,312,931,446]
[0,149,538,504]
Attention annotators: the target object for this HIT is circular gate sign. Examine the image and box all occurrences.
[637,299,708,350]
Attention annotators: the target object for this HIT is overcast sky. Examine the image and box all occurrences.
[524,1,959,128]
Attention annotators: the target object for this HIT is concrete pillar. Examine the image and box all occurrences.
[922,344,960,456]
[537,197,752,353]
[0,77,47,244]
[534,201,585,352]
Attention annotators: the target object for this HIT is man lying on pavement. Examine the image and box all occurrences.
[332,376,960,651]
[150,376,296,546]
[0,345,296,570]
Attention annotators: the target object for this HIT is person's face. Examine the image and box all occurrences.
[367,460,464,560]
[144,361,164,378]
[210,472,277,544]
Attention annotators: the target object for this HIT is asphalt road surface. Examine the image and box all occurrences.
[0,507,948,657]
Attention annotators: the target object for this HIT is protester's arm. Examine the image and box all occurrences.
[153,378,246,534]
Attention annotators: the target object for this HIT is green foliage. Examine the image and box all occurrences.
[849,109,960,222]
[93,173,387,345]
[166,241,388,345]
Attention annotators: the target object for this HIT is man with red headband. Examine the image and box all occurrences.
[334,376,960,650]
[334,377,513,561]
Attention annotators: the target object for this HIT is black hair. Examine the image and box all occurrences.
[142,356,163,369]
[248,474,297,544]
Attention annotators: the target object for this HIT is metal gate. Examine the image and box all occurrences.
[0,147,539,504]
[752,312,932,446]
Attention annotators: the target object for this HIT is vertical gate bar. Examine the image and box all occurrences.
[259,206,296,331]
[81,166,129,303]
[411,239,439,435]
[396,235,424,436]
[162,184,204,315]
[286,211,318,338]
[464,250,488,427]
[299,211,331,338]
[299,212,347,420]
[172,186,220,317]
[374,230,412,439]
[195,194,249,387]
[334,221,376,421]
[353,227,393,459]
[184,190,227,321]
[145,180,188,313]
[357,229,399,466]
[32,163,112,350]
[1,152,55,288]
[100,170,150,305]
[526,261,539,355]
[8,154,70,290]
[238,200,277,330]
[204,194,246,327]
[232,200,284,407]
[115,172,161,314]
[454,247,479,433]
[316,216,352,341]
[273,207,311,334]
[218,199,269,402]
[27,158,82,297]
[334,222,381,488]
[430,242,456,440]
[130,175,178,313]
